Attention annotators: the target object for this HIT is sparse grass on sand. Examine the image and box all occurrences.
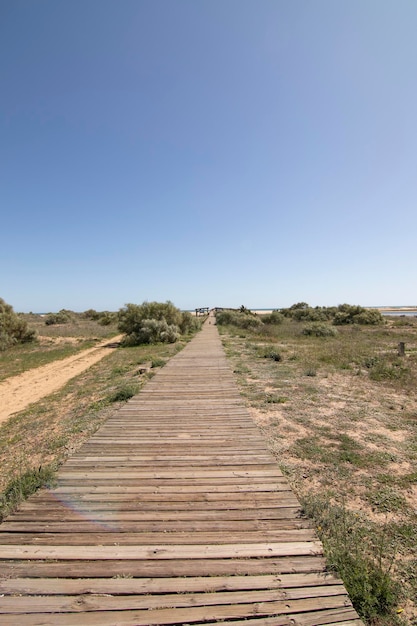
[219,315,417,626]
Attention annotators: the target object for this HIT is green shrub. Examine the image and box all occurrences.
[215,310,235,325]
[215,309,263,330]
[262,311,284,325]
[302,323,338,337]
[118,301,191,345]
[238,315,263,329]
[98,312,117,326]
[119,301,182,329]
[333,304,384,326]
[122,319,180,345]
[45,309,72,325]
[280,302,383,326]
[82,309,100,320]
[292,308,329,322]
[280,303,335,322]
[354,309,385,325]
[179,311,201,334]
[0,297,37,350]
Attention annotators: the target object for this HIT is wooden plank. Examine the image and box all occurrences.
[0,573,343,595]
[7,507,302,521]
[49,477,286,487]
[0,610,293,626]
[0,556,328,578]
[0,587,347,612]
[1,519,311,532]
[0,541,324,560]
[292,608,363,625]
[0,529,317,545]
[62,458,277,467]
[49,478,291,488]
[55,467,283,478]
[32,489,295,502]
[13,498,300,512]
[0,596,352,625]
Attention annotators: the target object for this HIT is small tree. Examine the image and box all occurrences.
[0,298,36,350]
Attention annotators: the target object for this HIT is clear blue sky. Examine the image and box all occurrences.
[1,0,416,312]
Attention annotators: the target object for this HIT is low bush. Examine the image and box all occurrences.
[83,309,117,325]
[262,311,284,325]
[279,302,384,326]
[45,309,73,325]
[302,323,338,337]
[216,309,263,330]
[98,312,117,326]
[82,309,101,320]
[281,303,335,322]
[118,301,195,346]
[0,297,36,350]
[333,305,384,326]
[179,311,202,334]
[123,319,180,345]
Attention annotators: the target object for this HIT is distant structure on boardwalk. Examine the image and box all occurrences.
[195,307,209,316]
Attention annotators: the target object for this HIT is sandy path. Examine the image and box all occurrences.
[0,335,123,426]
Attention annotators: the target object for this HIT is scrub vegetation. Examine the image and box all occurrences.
[217,306,417,625]
[118,301,201,345]
[0,297,36,351]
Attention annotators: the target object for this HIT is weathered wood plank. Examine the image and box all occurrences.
[0,541,324,560]
[13,498,300,511]
[55,467,282,478]
[7,507,302,521]
[0,529,317,545]
[0,596,352,625]
[1,519,311,532]
[0,556,328,577]
[0,573,342,595]
[32,489,295,502]
[50,478,291,488]
[0,587,347,612]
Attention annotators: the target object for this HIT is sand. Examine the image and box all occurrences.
[0,335,123,426]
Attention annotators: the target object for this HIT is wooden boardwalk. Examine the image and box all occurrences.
[0,316,363,625]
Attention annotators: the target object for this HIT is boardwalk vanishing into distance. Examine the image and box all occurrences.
[0,314,363,625]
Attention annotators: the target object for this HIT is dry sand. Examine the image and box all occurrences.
[0,335,123,426]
